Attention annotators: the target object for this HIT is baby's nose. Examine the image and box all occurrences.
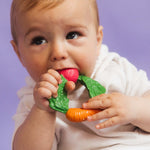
[50,42,68,61]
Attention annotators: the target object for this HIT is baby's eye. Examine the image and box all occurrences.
[31,36,47,45]
[66,32,80,40]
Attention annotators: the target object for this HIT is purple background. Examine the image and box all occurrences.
[0,0,150,149]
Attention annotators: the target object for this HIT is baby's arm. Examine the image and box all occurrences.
[83,91,150,132]
[13,105,56,150]
[131,90,150,132]
[13,69,61,150]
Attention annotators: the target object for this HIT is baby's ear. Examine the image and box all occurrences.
[96,26,103,52]
[10,40,25,67]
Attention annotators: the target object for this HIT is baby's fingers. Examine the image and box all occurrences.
[40,70,61,86]
[48,69,62,84]
[37,87,53,99]
[88,94,108,102]
[83,98,111,109]
[95,116,121,129]
[65,81,76,93]
[87,108,116,121]
[38,81,58,98]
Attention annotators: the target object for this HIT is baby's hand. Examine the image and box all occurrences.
[83,93,138,129]
[33,69,62,112]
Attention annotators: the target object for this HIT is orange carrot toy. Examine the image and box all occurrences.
[66,108,100,122]
[49,68,106,122]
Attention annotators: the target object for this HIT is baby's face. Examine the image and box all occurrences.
[12,0,103,81]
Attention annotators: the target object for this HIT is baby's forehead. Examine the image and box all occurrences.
[21,0,93,9]
[11,0,99,42]
[20,0,96,22]
[19,0,97,18]
[21,1,94,26]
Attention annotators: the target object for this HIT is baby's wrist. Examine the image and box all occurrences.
[33,104,56,114]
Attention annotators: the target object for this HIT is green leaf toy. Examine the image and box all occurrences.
[49,69,106,117]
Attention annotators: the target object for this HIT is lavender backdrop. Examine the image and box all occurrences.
[0,0,150,149]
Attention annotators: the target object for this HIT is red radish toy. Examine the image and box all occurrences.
[58,68,79,83]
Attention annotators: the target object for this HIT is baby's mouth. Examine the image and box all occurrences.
[58,68,79,83]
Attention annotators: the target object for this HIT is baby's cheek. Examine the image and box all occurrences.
[74,52,96,76]
[81,61,96,77]
[27,66,46,82]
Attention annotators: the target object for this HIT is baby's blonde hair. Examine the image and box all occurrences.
[10,0,100,43]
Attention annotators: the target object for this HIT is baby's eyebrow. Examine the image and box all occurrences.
[65,24,88,30]
[25,27,41,37]
[24,23,88,38]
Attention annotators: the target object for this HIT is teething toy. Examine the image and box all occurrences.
[58,68,79,83]
[49,68,106,122]
[66,108,100,122]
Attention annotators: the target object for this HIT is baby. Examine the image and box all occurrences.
[11,0,150,149]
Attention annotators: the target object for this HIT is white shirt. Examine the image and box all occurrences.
[12,44,150,150]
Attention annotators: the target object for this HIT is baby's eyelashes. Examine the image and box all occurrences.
[31,36,47,45]
[29,31,82,46]
[66,31,81,40]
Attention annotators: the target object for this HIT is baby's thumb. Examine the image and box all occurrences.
[65,81,76,93]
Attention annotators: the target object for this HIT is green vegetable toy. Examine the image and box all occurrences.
[49,68,106,122]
